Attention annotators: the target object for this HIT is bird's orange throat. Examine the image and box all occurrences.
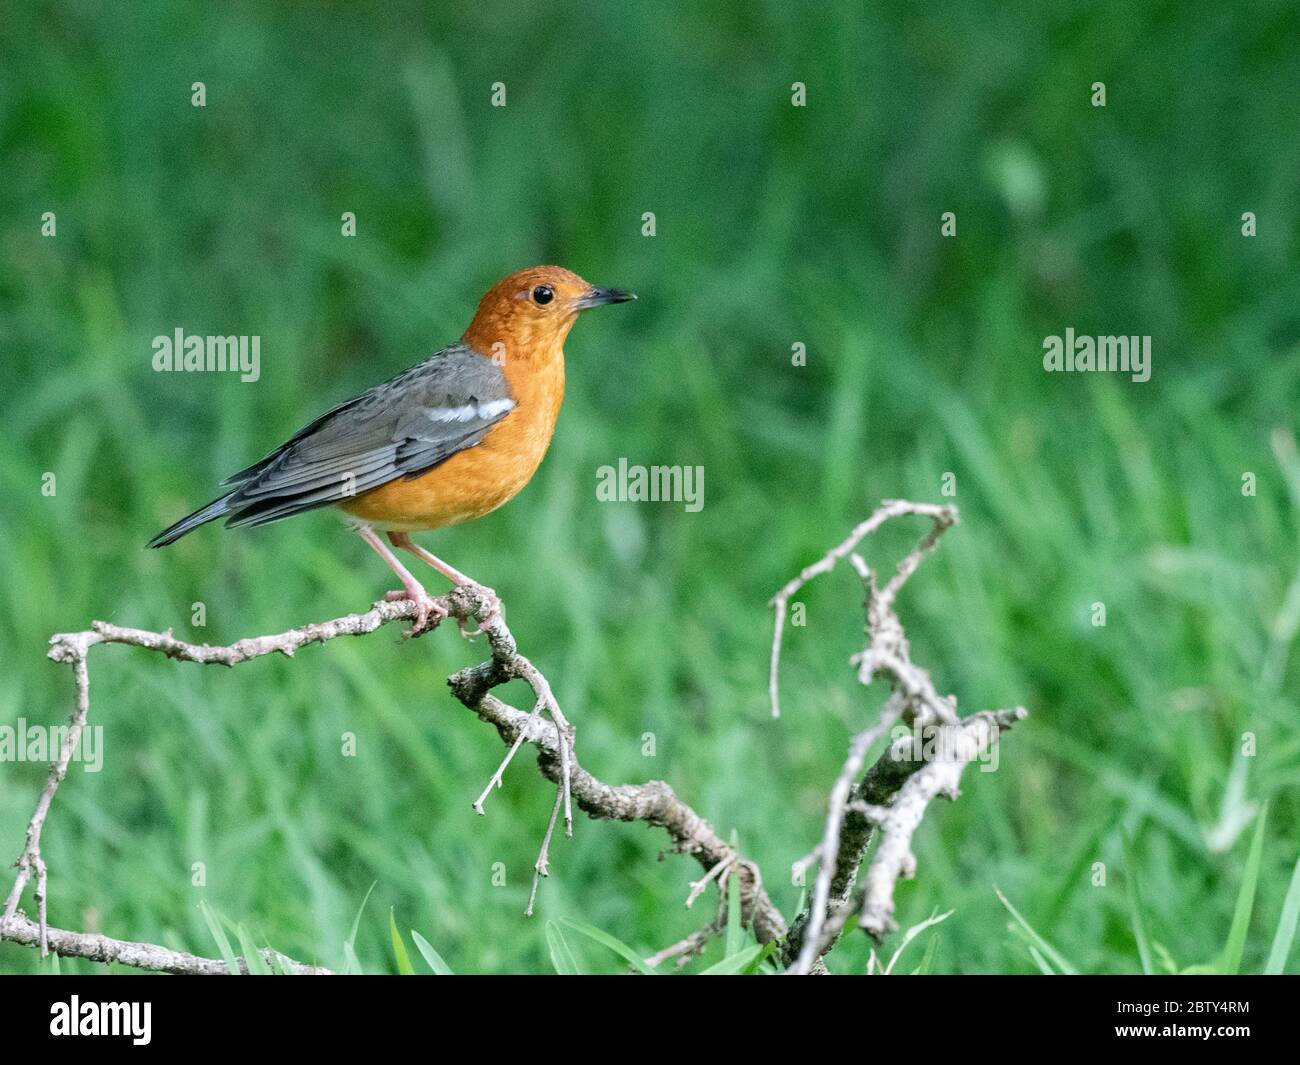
[461,300,579,368]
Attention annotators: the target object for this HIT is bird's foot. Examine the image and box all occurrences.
[384,587,448,637]
[454,581,502,640]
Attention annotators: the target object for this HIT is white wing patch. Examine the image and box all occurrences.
[425,398,516,424]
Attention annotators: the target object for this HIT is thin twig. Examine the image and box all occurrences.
[525,788,565,917]
[473,720,534,816]
[645,915,726,969]
[686,855,733,909]
[768,500,956,718]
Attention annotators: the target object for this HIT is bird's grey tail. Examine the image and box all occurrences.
[146,494,235,548]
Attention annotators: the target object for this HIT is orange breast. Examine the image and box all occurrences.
[339,347,565,531]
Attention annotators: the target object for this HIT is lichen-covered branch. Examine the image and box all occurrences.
[1,913,332,975]
[771,502,1026,974]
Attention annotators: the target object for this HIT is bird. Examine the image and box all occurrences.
[148,265,636,632]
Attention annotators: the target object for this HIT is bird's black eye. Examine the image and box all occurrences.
[532,285,554,306]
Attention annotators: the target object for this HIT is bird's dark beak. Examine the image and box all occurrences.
[576,286,637,310]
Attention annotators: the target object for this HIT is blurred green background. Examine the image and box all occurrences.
[2,0,1298,975]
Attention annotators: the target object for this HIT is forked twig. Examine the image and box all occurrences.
[771,502,1025,974]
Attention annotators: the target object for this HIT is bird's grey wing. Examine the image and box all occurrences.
[219,344,514,528]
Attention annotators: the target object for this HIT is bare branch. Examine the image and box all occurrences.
[856,709,1024,941]
[445,682,790,948]
[789,691,904,974]
[1,599,426,972]
[3,497,1020,977]
[2,647,92,950]
[3,582,789,972]
[774,502,1026,974]
[1,913,332,975]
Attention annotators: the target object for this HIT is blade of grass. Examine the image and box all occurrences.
[699,942,764,975]
[1220,802,1268,974]
[884,908,953,975]
[1006,924,1056,974]
[413,931,460,972]
[235,924,271,975]
[410,929,454,975]
[995,887,1077,974]
[546,920,581,975]
[345,882,377,949]
[198,900,242,975]
[1264,850,1300,974]
[742,940,776,975]
[725,869,743,958]
[1153,941,1180,975]
[557,916,655,975]
[254,925,292,975]
[1122,832,1153,974]
[341,881,377,975]
[912,931,941,975]
[389,908,415,975]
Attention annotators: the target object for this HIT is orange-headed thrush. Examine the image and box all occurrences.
[148,266,636,630]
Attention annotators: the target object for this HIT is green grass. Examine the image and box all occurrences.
[1,1,1298,974]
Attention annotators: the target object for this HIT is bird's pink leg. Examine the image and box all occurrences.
[386,531,477,585]
[387,532,501,635]
[356,526,447,634]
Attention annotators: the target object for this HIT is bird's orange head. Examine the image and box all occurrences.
[461,265,635,362]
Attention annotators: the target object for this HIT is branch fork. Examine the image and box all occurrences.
[769,501,1026,974]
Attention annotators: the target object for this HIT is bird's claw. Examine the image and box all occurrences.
[456,583,502,640]
[384,588,449,637]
